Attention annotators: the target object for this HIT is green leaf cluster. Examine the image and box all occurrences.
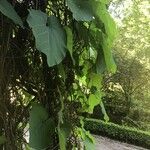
[0,0,117,149]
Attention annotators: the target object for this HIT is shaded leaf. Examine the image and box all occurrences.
[57,88,71,150]
[0,135,6,145]
[0,0,23,26]
[100,101,109,122]
[29,103,55,150]
[75,22,89,45]
[66,0,94,21]
[58,123,71,150]
[58,63,66,82]
[58,127,66,150]
[27,9,66,67]
[96,50,107,74]
[65,27,75,64]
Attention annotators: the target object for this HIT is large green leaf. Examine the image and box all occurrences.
[0,0,23,26]
[102,35,117,73]
[27,9,66,67]
[29,103,55,150]
[94,2,117,40]
[96,3,117,72]
[66,0,94,21]
[91,1,117,73]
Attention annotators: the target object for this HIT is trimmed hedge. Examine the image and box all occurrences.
[84,118,150,149]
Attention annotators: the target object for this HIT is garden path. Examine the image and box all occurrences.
[94,135,148,150]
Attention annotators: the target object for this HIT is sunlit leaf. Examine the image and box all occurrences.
[88,73,102,89]
[77,126,95,150]
[0,0,23,26]
[92,2,117,73]
[94,2,117,40]
[88,94,101,113]
[27,9,66,67]
[102,35,117,73]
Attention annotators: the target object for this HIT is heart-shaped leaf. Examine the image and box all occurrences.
[27,9,66,67]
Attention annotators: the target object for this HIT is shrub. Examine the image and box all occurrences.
[84,118,150,149]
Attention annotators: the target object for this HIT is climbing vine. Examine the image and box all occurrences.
[0,0,117,149]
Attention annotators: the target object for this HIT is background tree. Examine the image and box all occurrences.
[114,0,150,65]
[92,0,150,131]
[102,54,150,126]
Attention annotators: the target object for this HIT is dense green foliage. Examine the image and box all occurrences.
[85,118,150,149]
[109,0,150,130]
[0,0,117,149]
[92,54,150,125]
[91,0,150,131]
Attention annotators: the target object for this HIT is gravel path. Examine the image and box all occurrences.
[94,135,148,150]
